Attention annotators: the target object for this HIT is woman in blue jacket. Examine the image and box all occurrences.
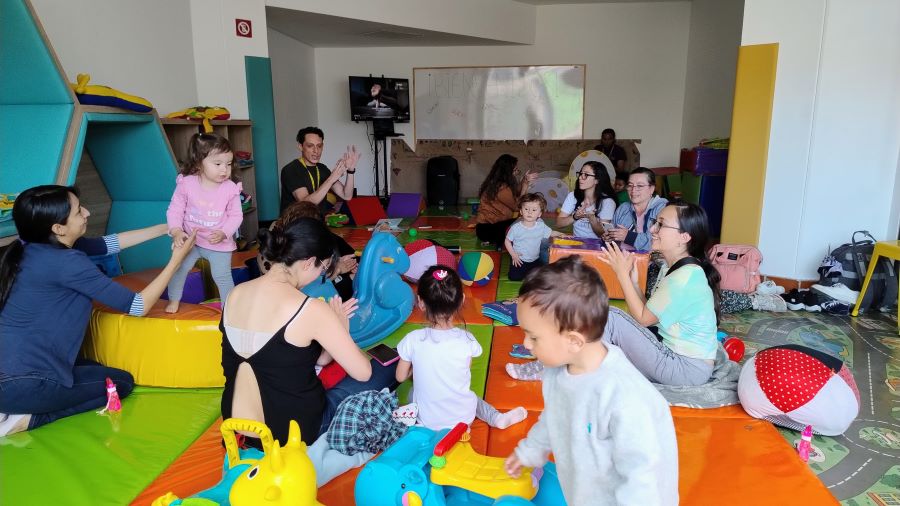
[0,185,194,436]
[605,167,668,251]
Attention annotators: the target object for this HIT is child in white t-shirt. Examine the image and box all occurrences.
[396,265,527,431]
[504,193,564,281]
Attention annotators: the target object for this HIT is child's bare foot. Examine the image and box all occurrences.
[505,361,544,381]
[494,407,528,429]
[164,301,180,313]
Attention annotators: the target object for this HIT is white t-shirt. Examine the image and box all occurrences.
[560,192,616,238]
[397,327,482,430]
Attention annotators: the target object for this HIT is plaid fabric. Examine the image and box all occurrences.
[327,389,407,456]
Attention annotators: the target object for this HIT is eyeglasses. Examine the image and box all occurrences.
[576,171,596,179]
[626,184,650,190]
[648,218,680,232]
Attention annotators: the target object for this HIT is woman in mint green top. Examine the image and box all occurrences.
[599,202,720,386]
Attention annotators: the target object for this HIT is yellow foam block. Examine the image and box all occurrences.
[83,302,224,388]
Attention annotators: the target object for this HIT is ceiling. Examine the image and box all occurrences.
[266,7,521,48]
[514,0,684,4]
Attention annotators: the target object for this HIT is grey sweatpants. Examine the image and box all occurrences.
[166,246,234,304]
[602,307,713,386]
[511,307,714,386]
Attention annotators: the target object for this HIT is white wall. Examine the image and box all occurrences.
[30,0,197,115]
[310,2,692,196]
[743,0,900,279]
[267,0,536,45]
[680,0,743,147]
[190,0,269,119]
[268,28,318,173]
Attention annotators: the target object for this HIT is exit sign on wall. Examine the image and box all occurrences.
[235,19,252,38]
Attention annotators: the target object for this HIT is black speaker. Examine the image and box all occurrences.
[426,156,460,207]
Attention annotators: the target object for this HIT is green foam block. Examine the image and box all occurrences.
[0,387,222,506]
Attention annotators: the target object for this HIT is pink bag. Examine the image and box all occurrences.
[709,244,762,293]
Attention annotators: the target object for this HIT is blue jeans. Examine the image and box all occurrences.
[0,359,134,430]
[508,259,544,281]
[320,358,398,435]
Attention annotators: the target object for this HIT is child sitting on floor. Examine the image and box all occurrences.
[396,265,527,430]
[504,193,563,281]
[504,256,678,505]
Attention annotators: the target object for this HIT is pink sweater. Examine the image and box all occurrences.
[166,174,243,252]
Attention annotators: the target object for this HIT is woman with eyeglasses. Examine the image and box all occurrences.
[599,203,720,386]
[475,154,537,250]
[220,217,397,448]
[506,203,722,387]
[605,167,668,251]
[557,161,617,238]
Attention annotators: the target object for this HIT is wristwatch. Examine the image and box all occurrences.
[347,169,356,174]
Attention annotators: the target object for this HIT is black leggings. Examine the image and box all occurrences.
[475,219,516,251]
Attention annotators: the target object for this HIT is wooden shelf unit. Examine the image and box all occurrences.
[160,119,259,241]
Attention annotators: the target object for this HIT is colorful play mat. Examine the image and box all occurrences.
[2,208,898,505]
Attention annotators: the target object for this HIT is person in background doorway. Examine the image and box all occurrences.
[594,128,628,176]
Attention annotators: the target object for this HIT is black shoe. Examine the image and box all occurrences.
[781,289,804,311]
[821,299,851,316]
[803,290,821,312]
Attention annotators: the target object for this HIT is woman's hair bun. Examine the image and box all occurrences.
[258,227,287,263]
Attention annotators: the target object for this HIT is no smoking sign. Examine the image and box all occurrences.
[235,19,252,38]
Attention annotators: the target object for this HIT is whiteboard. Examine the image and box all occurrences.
[414,65,585,141]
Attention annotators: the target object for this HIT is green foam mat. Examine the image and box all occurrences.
[0,386,222,506]
[372,323,494,402]
[397,230,487,251]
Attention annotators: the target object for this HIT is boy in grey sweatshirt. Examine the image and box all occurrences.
[505,256,679,505]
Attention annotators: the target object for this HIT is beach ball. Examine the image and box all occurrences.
[458,252,495,287]
[403,239,456,282]
[738,345,860,436]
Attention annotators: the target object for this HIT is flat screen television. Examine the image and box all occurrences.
[349,76,410,122]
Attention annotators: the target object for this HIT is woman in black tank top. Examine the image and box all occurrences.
[220,218,396,446]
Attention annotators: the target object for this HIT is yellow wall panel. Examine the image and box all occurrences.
[720,44,778,245]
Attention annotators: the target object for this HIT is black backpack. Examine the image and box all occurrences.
[426,156,460,208]
[819,231,898,312]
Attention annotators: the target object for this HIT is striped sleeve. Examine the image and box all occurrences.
[128,293,145,316]
[102,234,122,255]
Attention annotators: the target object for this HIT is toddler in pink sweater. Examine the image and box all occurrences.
[165,133,243,313]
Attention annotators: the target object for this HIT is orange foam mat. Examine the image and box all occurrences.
[130,419,225,505]
[486,411,836,505]
[486,410,541,457]
[675,416,837,505]
[485,326,543,411]
[406,251,501,325]
[330,227,374,250]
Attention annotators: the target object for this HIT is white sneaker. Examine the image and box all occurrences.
[812,283,859,305]
[751,293,788,312]
[0,413,29,437]
[756,280,786,295]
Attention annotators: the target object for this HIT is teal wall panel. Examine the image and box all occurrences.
[244,56,279,221]
[0,0,73,105]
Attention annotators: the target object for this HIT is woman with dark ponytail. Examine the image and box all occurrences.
[0,185,195,435]
[220,217,397,448]
[596,202,720,386]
